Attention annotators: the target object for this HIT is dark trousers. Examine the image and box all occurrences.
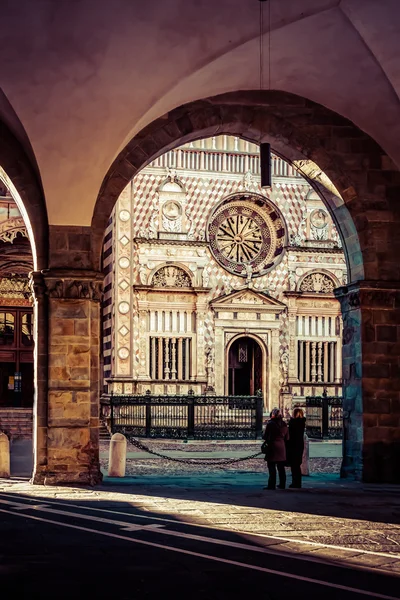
[267,461,286,489]
[291,463,302,488]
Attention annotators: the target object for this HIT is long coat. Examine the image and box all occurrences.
[263,417,289,462]
[287,417,306,466]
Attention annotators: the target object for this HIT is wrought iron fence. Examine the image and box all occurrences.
[305,395,343,439]
[101,393,264,440]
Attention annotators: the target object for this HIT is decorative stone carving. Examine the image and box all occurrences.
[243,170,253,190]
[205,346,215,388]
[202,269,210,287]
[300,272,335,294]
[310,225,329,241]
[244,263,253,285]
[118,301,130,314]
[119,257,130,269]
[119,210,130,222]
[288,271,296,291]
[225,332,236,344]
[0,217,28,243]
[281,351,289,386]
[290,217,306,246]
[0,277,31,299]
[152,266,192,288]
[310,209,328,229]
[46,279,103,300]
[139,265,148,285]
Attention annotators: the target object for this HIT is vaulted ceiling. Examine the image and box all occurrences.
[0,0,399,226]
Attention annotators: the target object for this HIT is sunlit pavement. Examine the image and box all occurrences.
[0,475,400,599]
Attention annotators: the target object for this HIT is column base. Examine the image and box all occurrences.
[31,467,103,486]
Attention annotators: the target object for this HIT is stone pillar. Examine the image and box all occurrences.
[30,272,49,482]
[0,432,10,478]
[108,433,127,477]
[31,270,103,485]
[335,281,400,483]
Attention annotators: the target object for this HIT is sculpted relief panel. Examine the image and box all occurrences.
[152,266,192,288]
[299,272,335,294]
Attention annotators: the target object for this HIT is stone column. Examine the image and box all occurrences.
[31,269,103,485]
[29,271,49,482]
[287,299,298,383]
[214,328,224,395]
[335,281,400,483]
[195,299,208,379]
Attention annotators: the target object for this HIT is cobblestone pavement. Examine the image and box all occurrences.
[99,439,342,475]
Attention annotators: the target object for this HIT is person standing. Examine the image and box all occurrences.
[287,407,306,488]
[262,408,289,490]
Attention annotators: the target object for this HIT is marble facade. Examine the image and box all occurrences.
[103,136,346,414]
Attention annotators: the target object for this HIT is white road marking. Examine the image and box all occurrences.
[2,493,398,561]
[0,498,164,533]
[0,496,381,571]
[0,507,398,600]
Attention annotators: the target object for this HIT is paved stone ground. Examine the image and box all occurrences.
[99,439,342,476]
[1,473,400,562]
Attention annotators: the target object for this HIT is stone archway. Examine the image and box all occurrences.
[90,91,400,484]
[228,337,263,397]
[0,121,48,482]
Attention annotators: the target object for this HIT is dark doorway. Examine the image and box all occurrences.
[228,337,263,396]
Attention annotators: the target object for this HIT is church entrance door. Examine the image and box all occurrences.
[228,337,262,396]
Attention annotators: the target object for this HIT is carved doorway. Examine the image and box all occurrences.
[228,337,263,396]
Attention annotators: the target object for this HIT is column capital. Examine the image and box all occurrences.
[335,280,400,312]
[29,269,104,302]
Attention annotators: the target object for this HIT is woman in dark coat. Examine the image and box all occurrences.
[287,407,306,488]
[262,408,289,490]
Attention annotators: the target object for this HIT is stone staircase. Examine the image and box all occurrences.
[0,408,33,440]
[99,421,111,441]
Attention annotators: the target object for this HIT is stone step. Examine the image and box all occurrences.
[0,408,33,440]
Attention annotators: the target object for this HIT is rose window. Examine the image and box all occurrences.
[207,193,286,277]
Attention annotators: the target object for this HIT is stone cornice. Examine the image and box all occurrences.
[134,284,209,294]
[287,245,343,255]
[134,238,209,247]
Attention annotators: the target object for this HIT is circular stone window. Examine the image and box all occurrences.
[206,193,286,277]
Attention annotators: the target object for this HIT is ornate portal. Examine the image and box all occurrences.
[206,193,286,277]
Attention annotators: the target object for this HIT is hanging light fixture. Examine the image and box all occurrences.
[258,0,271,188]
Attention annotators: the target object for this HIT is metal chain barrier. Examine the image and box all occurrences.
[127,436,262,467]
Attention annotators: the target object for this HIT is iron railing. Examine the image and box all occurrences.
[101,393,264,440]
[305,395,343,439]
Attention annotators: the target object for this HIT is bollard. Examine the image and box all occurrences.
[301,433,310,476]
[108,433,127,477]
[0,432,10,478]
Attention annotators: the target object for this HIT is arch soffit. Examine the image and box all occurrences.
[0,120,48,270]
[93,91,397,279]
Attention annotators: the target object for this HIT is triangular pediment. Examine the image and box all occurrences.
[210,288,286,312]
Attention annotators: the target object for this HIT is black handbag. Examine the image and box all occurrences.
[261,440,268,454]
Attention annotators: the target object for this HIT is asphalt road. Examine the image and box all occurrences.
[0,491,399,600]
